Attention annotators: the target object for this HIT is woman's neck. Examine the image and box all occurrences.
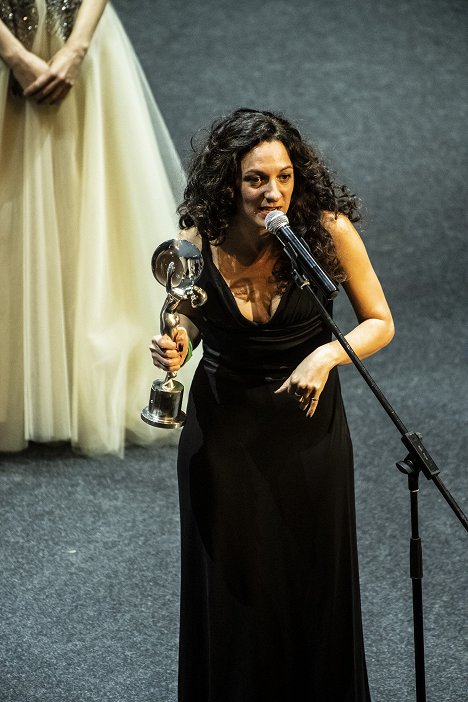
[221,224,278,267]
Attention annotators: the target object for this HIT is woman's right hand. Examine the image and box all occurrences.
[150,327,190,373]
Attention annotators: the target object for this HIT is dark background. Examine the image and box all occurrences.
[0,1,467,700]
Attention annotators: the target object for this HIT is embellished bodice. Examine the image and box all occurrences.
[0,0,81,48]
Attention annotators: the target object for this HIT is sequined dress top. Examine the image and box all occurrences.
[0,0,81,48]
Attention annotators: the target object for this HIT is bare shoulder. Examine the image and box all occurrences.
[178,227,202,251]
[321,213,393,332]
[320,211,372,277]
[321,211,359,243]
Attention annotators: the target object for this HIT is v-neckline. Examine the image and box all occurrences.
[205,241,292,327]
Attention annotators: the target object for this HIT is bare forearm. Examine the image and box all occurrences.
[317,317,395,369]
[0,19,27,67]
[275,315,394,419]
[66,0,108,54]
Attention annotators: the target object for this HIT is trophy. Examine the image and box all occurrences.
[141,239,207,428]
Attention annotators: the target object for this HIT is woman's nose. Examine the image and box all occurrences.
[264,178,281,201]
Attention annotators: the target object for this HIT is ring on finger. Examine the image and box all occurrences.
[305,396,318,411]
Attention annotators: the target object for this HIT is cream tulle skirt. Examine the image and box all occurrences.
[0,2,196,455]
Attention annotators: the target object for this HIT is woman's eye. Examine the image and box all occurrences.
[245,176,262,188]
[278,174,292,182]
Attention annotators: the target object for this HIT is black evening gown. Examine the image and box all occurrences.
[177,241,371,702]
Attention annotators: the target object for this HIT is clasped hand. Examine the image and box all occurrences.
[275,347,333,418]
[150,328,190,374]
[13,45,84,104]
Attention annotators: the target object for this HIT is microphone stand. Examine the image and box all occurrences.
[275,226,467,702]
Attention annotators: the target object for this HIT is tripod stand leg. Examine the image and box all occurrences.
[409,473,427,702]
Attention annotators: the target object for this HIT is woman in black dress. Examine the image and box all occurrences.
[150,108,394,701]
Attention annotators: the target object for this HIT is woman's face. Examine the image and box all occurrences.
[234,140,294,236]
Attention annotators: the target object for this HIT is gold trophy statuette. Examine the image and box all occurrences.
[141,239,207,428]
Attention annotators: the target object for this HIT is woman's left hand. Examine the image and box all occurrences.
[23,45,85,104]
[274,347,333,418]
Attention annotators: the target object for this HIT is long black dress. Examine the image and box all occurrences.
[177,241,371,701]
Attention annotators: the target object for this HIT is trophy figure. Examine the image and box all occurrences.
[141,239,206,428]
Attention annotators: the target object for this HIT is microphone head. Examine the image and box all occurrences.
[264,210,289,234]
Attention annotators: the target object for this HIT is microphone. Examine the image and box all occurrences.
[264,210,338,300]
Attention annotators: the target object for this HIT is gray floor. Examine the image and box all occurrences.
[1,0,467,700]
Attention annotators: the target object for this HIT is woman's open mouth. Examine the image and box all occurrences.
[258,207,281,216]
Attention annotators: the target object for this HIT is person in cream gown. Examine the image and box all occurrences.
[0,0,192,455]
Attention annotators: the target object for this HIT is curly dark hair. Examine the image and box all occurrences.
[178,108,360,283]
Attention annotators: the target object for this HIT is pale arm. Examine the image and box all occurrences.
[0,19,49,89]
[24,0,108,103]
[65,0,109,54]
[276,213,394,416]
[0,18,28,64]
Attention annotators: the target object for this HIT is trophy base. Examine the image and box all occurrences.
[141,406,186,429]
